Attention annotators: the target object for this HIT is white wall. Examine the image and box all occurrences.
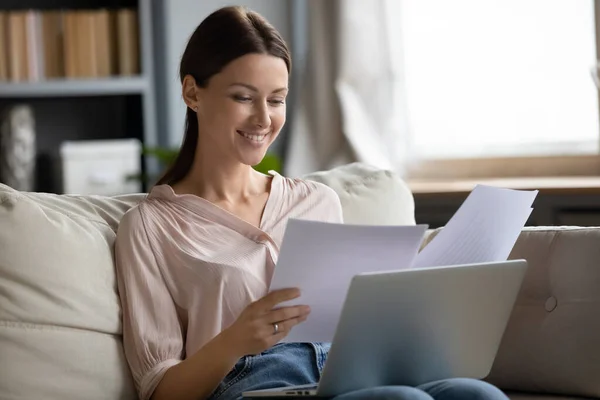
[156,0,293,148]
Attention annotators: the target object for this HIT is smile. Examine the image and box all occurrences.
[237,130,268,143]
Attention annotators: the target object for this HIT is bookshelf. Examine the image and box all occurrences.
[0,0,158,194]
[0,0,295,194]
[0,76,149,97]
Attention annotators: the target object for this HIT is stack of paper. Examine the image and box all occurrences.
[270,221,428,342]
[269,185,538,342]
[413,185,537,269]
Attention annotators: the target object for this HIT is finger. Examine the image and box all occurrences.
[265,305,310,324]
[259,288,301,310]
[261,315,308,349]
[247,288,298,314]
[271,314,309,335]
[266,319,304,346]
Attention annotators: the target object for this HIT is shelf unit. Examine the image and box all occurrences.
[0,0,158,194]
[0,76,149,97]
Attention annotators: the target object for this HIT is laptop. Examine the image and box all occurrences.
[243,260,528,398]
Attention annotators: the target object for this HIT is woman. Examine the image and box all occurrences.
[114,6,509,400]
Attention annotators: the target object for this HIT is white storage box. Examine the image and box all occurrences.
[60,139,142,195]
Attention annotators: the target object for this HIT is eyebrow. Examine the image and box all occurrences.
[229,83,288,93]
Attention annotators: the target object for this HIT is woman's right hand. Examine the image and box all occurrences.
[222,288,311,357]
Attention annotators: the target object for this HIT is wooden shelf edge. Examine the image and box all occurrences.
[0,76,149,98]
[408,176,600,196]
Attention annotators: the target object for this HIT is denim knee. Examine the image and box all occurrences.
[418,378,509,400]
[333,386,434,400]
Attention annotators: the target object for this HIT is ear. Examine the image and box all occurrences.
[182,74,199,111]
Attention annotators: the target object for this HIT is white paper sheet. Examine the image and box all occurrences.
[269,219,428,342]
[412,185,538,269]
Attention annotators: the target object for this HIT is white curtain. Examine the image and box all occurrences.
[285,0,415,177]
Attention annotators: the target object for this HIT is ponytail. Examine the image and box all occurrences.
[155,108,198,186]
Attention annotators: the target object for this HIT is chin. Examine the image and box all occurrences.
[239,153,268,168]
[236,142,273,168]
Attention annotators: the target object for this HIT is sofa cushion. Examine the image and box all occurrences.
[0,163,415,399]
[1,322,133,399]
[423,227,600,398]
[0,184,144,399]
[304,162,416,226]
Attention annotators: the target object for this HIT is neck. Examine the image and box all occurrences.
[180,147,263,204]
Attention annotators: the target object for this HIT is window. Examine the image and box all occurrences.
[394,0,599,162]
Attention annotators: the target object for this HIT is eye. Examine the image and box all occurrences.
[268,99,285,106]
[233,95,252,102]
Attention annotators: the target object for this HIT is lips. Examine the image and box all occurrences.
[237,130,268,143]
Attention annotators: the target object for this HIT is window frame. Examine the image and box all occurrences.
[404,1,600,181]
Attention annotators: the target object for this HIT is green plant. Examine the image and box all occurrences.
[142,147,179,166]
[136,147,283,185]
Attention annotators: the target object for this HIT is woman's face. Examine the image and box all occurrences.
[186,53,289,167]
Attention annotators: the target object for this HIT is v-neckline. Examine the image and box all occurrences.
[153,171,281,235]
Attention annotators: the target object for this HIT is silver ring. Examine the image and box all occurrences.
[273,323,279,335]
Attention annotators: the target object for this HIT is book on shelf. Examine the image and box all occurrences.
[0,8,140,83]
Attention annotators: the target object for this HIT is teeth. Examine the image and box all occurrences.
[240,131,267,143]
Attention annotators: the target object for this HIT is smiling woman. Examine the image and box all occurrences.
[114,5,509,400]
[179,54,289,169]
[156,7,291,188]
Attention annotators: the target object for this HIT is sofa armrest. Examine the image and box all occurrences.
[422,226,600,398]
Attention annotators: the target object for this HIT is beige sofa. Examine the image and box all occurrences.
[0,163,598,400]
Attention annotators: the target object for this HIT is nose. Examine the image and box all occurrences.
[251,101,271,130]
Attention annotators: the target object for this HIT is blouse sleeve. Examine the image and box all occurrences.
[114,205,184,400]
[309,181,344,224]
[323,185,344,224]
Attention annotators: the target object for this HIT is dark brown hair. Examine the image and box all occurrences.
[156,6,292,186]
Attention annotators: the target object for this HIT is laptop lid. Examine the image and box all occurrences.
[316,260,528,397]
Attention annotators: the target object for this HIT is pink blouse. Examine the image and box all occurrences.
[114,172,343,400]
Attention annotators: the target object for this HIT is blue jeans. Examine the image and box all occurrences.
[207,343,508,400]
